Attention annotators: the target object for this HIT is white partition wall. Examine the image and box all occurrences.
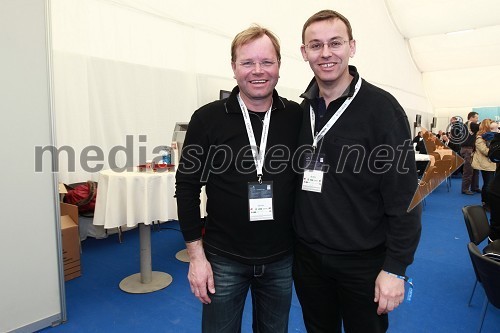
[0,0,64,332]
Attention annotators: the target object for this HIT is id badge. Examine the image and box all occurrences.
[248,181,274,221]
[301,152,325,193]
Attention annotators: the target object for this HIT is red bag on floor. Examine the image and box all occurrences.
[64,181,97,214]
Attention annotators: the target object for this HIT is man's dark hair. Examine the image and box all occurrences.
[467,112,478,120]
[302,10,353,44]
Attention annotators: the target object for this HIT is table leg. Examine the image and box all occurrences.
[119,223,172,293]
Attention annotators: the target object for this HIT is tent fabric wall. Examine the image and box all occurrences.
[386,0,500,113]
[51,0,431,183]
[54,52,199,183]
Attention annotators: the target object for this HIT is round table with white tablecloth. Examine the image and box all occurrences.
[93,168,180,228]
[93,168,178,293]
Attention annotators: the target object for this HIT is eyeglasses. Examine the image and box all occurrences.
[305,39,348,52]
[238,60,277,69]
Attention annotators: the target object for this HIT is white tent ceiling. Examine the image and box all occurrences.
[385,0,500,109]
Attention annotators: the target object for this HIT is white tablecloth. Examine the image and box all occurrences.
[415,153,435,166]
[415,153,430,161]
[93,168,206,229]
[92,168,185,293]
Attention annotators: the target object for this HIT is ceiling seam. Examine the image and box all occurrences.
[89,0,305,62]
[383,0,435,112]
[419,63,500,74]
[97,0,232,39]
[383,0,423,73]
[369,80,427,99]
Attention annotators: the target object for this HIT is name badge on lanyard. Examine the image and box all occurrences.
[237,94,274,221]
[248,181,274,221]
[301,77,362,193]
[301,152,326,193]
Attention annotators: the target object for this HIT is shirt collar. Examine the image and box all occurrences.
[300,65,360,102]
[225,86,285,114]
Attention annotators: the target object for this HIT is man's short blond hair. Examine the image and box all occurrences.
[231,25,281,63]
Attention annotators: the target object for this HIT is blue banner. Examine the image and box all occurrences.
[473,106,500,122]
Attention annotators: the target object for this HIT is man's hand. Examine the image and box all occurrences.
[186,240,216,304]
[374,270,405,315]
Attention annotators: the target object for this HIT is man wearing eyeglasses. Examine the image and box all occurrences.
[176,25,302,333]
[292,10,422,332]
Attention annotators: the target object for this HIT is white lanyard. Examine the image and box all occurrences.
[310,77,363,150]
[237,94,272,183]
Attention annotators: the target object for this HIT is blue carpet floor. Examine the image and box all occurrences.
[40,177,499,332]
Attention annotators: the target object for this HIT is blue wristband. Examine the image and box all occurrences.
[385,271,414,302]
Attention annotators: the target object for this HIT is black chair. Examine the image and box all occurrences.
[462,205,491,305]
[483,240,500,261]
[462,205,490,245]
[467,242,500,333]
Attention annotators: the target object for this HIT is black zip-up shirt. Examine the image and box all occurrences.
[460,121,479,148]
[176,86,302,265]
[294,66,422,275]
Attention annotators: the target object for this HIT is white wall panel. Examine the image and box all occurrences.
[0,0,64,331]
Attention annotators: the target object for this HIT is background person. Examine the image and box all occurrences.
[482,120,499,147]
[175,25,302,333]
[460,111,480,195]
[487,133,500,241]
[292,9,422,333]
[490,120,499,133]
[472,119,496,208]
[448,117,465,176]
[412,131,422,144]
[440,134,460,153]
[412,131,426,153]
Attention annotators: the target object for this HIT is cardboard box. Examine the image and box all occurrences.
[60,202,81,281]
[59,182,67,202]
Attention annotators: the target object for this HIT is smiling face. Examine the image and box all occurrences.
[231,35,280,111]
[301,18,355,88]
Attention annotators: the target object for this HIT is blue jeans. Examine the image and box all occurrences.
[202,252,293,333]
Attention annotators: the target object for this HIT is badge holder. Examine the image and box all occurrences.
[302,152,326,193]
[248,181,274,221]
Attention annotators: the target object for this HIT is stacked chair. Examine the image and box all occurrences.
[462,205,500,332]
